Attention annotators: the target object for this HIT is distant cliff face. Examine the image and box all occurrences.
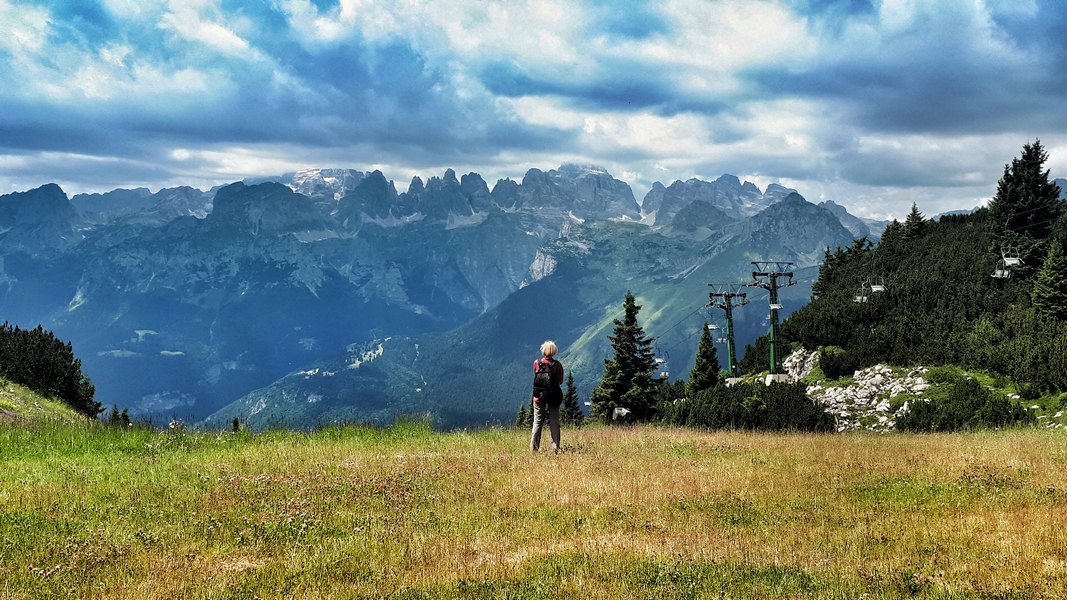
[1,166,873,426]
[0,183,80,251]
[641,175,793,232]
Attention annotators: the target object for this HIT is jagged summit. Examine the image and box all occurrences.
[556,163,612,177]
[210,181,326,234]
[0,183,80,250]
[818,200,891,241]
[642,174,794,228]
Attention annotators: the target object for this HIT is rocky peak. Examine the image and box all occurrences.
[763,183,796,202]
[643,175,761,226]
[490,178,519,209]
[71,188,154,223]
[284,168,366,202]
[818,200,890,242]
[520,164,640,219]
[460,173,493,213]
[0,184,80,249]
[336,170,398,222]
[743,193,855,265]
[408,176,425,195]
[405,169,492,221]
[1,183,72,218]
[209,182,324,235]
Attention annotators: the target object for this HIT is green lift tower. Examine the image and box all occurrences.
[750,261,795,376]
[707,283,749,377]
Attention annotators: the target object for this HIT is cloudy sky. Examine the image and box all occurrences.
[2,0,1066,219]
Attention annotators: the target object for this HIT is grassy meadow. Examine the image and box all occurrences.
[2,415,1067,598]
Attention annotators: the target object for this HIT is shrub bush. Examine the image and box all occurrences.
[897,377,1035,432]
[666,382,834,432]
[1018,383,1041,401]
[819,348,860,380]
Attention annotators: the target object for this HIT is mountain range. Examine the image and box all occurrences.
[2,164,886,427]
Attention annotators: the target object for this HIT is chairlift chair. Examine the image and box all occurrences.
[854,281,869,303]
[992,256,1013,279]
[1002,246,1023,268]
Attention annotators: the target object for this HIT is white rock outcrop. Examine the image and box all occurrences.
[784,349,929,433]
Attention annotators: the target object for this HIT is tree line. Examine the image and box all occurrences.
[0,322,101,417]
[777,140,1067,392]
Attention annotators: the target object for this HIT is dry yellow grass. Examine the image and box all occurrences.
[2,422,1066,598]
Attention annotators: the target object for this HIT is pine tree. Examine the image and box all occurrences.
[904,203,926,239]
[1032,241,1067,319]
[590,291,657,422]
[560,372,583,426]
[989,140,1064,240]
[515,403,529,429]
[688,322,720,395]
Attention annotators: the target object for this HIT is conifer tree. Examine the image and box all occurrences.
[879,219,905,246]
[989,140,1064,240]
[1031,241,1067,319]
[904,203,926,239]
[515,403,529,429]
[590,291,657,422]
[688,322,720,395]
[560,372,583,426]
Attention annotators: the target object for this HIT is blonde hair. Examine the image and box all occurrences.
[540,340,558,357]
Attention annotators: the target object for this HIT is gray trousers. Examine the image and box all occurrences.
[530,400,561,451]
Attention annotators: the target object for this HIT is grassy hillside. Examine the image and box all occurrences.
[0,376,90,425]
[2,421,1066,597]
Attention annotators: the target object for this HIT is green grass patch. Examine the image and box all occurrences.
[2,424,1066,597]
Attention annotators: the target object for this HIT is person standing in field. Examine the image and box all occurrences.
[530,340,564,453]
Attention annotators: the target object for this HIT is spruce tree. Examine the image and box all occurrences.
[989,140,1064,240]
[904,203,926,239]
[590,291,657,422]
[560,372,583,426]
[1032,241,1067,319]
[515,403,529,429]
[688,322,720,395]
